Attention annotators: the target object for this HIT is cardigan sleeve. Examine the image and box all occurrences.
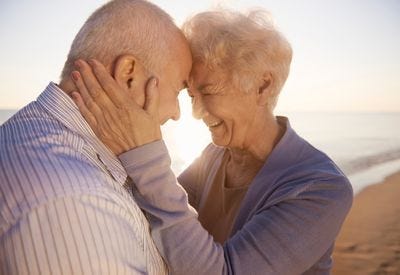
[177,148,207,211]
[177,143,221,211]
[119,140,353,275]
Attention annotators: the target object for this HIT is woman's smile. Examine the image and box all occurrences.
[207,120,223,129]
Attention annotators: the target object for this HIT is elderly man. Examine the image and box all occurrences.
[0,0,191,274]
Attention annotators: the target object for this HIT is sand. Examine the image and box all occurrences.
[332,171,400,274]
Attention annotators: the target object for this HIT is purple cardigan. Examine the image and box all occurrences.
[119,117,353,275]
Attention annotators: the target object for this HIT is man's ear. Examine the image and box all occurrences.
[113,54,149,106]
[113,54,149,89]
[257,72,274,106]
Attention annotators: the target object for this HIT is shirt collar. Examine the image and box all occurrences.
[37,82,128,185]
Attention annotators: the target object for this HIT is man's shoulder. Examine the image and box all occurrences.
[1,101,67,143]
[0,133,117,203]
[0,102,89,192]
[0,106,133,233]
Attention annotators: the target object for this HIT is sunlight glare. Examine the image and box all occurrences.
[162,92,211,174]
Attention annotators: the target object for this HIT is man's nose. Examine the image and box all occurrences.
[192,96,206,120]
[171,99,181,121]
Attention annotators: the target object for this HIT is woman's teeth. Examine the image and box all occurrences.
[209,121,222,127]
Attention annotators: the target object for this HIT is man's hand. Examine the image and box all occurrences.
[70,59,161,155]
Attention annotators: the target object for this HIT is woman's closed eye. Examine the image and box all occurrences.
[197,83,216,96]
[201,89,215,96]
[199,85,219,96]
[201,86,225,96]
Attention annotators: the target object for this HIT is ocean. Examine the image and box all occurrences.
[282,112,400,194]
[1,109,399,194]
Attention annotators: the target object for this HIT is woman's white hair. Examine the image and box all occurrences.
[183,9,292,109]
[61,0,179,80]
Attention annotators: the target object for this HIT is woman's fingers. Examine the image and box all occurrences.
[144,77,160,117]
[71,92,98,130]
[71,59,162,154]
[71,70,105,121]
[72,64,125,125]
[88,59,126,107]
[71,71,92,105]
[74,60,108,102]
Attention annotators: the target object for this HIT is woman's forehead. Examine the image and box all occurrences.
[189,62,226,84]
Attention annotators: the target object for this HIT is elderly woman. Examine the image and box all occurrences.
[71,9,353,275]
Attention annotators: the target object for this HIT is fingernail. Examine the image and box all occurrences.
[152,78,158,87]
[74,60,81,69]
[71,71,80,81]
[71,92,77,100]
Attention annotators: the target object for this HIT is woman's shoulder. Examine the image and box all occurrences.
[202,142,225,157]
[195,143,226,176]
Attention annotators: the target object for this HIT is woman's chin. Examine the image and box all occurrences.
[209,123,231,147]
[211,134,229,147]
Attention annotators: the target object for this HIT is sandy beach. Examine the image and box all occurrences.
[332,171,400,274]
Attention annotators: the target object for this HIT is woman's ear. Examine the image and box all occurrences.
[113,54,149,107]
[257,72,274,106]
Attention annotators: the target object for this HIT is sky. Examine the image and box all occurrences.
[0,0,399,113]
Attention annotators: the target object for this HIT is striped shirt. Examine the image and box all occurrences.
[0,82,167,275]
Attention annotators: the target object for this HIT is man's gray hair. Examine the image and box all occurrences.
[61,0,179,80]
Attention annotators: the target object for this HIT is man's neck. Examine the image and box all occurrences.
[58,79,76,96]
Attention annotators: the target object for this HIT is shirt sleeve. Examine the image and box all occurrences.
[0,193,148,275]
[119,140,353,275]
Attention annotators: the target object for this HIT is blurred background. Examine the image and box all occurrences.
[1,1,400,273]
